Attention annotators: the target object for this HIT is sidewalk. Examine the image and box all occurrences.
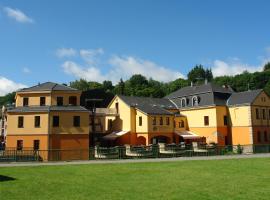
[0,153,270,167]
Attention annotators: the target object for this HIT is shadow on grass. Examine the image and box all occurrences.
[0,175,16,182]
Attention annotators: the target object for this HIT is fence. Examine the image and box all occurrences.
[1,144,270,162]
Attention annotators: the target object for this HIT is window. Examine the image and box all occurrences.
[159,117,163,125]
[256,108,260,119]
[69,96,77,106]
[57,97,63,106]
[53,116,59,127]
[257,131,261,142]
[33,140,40,150]
[166,117,170,125]
[204,116,209,126]
[17,140,23,150]
[263,109,266,120]
[179,120,184,128]
[181,98,186,107]
[139,116,142,126]
[40,97,46,106]
[224,116,228,126]
[108,119,113,129]
[18,116,24,128]
[73,116,80,127]
[264,131,268,142]
[115,102,119,113]
[192,96,198,106]
[23,97,29,106]
[35,116,40,127]
[153,117,156,125]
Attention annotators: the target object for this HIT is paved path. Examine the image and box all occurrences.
[0,153,270,167]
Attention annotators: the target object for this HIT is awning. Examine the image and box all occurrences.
[103,131,129,140]
[175,131,201,139]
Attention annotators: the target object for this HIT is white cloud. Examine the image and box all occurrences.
[0,77,27,96]
[60,48,185,83]
[62,61,106,82]
[108,56,184,82]
[56,48,77,58]
[22,67,31,74]
[79,48,104,65]
[211,59,263,77]
[4,7,34,23]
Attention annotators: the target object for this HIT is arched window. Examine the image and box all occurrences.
[181,98,186,107]
[192,96,199,106]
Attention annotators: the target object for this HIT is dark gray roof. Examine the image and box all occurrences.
[165,83,234,109]
[8,106,88,113]
[8,106,50,113]
[165,83,233,99]
[118,95,175,115]
[18,82,78,92]
[227,89,263,106]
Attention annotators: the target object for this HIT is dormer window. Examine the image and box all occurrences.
[192,96,199,106]
[181,98,186,107]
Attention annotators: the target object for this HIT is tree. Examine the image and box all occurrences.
[0,92,16,108]
[102,80,114,92]
[263,62,270,71]
[70,79,91,91]
[187,65,206,84]
[205,68,213,82]
[69,79,102,91]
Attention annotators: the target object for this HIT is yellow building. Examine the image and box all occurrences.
[102,95,197,146]
[6,82,89,160]
[101,83,270,147]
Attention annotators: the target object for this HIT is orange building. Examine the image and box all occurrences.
[99,83,270,147]
[6,82,89,160]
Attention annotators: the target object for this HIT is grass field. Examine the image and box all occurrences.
[1,158,270,200]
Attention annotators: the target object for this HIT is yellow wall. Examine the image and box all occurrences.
[229,106,251,127]
[7,112,49,135]
[16,91,81,107]
[107,96,132,131]
[174,116,188,131]
[16,92,51,107]
[51,91,81,106]
[216,106,229,127]
[181,107,217,127]
[50,111,89,135]
[147,114,174,133]
[136,110,148,133]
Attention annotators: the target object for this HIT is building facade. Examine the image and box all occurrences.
[100,83,270,146]
[6,82,89,160]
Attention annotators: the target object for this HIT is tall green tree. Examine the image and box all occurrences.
[102,80,114,92]
[263,62,270,71]
[187,65,213,84]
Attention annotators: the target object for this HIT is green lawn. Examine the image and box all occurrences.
[1,158,270,200]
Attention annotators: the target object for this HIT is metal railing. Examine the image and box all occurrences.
[0,144,270,162]
[90,108,118,115]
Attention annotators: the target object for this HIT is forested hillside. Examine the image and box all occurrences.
[1,62,270,107]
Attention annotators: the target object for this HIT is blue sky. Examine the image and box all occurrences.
[1,0,270,95]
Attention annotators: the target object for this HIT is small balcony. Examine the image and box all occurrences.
[90,108,118,116]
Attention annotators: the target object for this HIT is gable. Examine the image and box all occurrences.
[252,90,270,106]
